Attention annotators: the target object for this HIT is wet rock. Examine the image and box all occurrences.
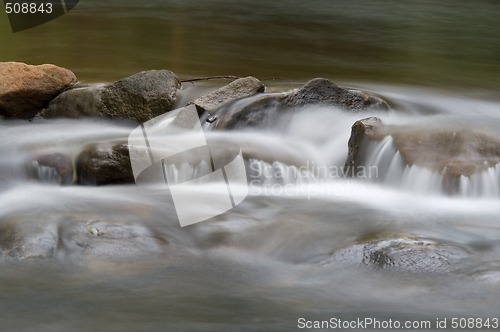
[0,213,166,260]
[0,220,58,259]
[76,143,134,185]
[191,76,265,115]
[28,153,74,185]
[330,234,469,273]
[210,93,289,130]
[344,117,384,174]
[0,62,77,119]
[41,70,181,122]
[61,218,165,258]
[101,70,180,123]
[209,78,388,130]
[345,117,500,180]
[286,78,389,112]
[38,85,105,119]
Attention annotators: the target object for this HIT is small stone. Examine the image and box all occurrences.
[87,225,100,236]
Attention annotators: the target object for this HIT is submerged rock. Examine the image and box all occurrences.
[191,76,265,115]
[0,62,77,119]
[0,213,167,260]
[0,220,58,260]
[28,153,74,185]
[76,143,134,185]
[209,78,388,130]
[330,233,469,273]
[41,70,181,122]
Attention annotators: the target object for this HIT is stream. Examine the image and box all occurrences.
[2,85,500,331]
[2,0,500,331]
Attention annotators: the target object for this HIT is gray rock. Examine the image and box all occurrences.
[0,220,58,259]
[41,70,181,122]
[0,214,167,260]
[209,78,388,130]
[38,85,105,119]
[344,117,384,175]
[210,93,289,130]
[330,233,469,273]
[0,62,77,119]
[286,78,389,111]
[61,218,165,258]
[76,143,134,185]
[101,70,180,123]
[191,76,265,115]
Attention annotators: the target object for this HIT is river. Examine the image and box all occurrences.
[1,1,500,331]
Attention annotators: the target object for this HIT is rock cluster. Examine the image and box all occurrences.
[2,61,391,185]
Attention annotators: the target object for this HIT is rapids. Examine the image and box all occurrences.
[2,84,500,331]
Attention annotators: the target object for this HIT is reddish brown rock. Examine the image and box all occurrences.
[0,62,77,119]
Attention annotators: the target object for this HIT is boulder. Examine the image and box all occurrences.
[41,70,181,122]
[101,70,180,122]
[209,78,388,130]
[344,117,500,194]
[286,78,389,112]
[0,62,77,119]
[76,143,134,185]
[191,76,265,115]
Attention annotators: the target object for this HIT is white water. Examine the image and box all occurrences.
[362,135,500,197]
[3,85,500,331]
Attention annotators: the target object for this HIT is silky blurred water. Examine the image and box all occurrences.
[2,1,500,331]
[2,85,500,331]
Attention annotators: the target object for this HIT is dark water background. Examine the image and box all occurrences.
[1,0,500,89]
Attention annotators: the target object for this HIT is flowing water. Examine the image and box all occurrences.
[2,86,500,331]
[2,1,500,331]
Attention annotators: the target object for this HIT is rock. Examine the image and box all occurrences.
[28,153,74,185]
[0,62,77,119]
[41,70,181,122]
[38,85,105,119]
[61,217,165,258]
[330,233,469,273]
[209,78,388,130]
[101,70,180,123]
[191,76,265,115]
[344,117,384,174]
[344,117,500,194]
[0,220,58,259]
[0,213,166,260]
[76,143,134,185]
[286,78,389,112]
[210,93,289,130]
